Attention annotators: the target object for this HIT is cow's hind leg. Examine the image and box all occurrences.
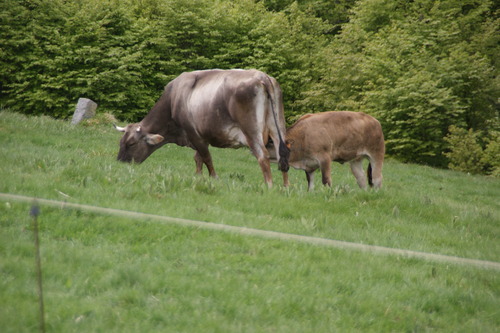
[247,139,273,187]
[350,159,367,189]
[257,155,273,188]
[256,154,273,188]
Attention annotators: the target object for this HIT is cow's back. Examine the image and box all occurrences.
[170,69,263,115]
[168,70,230,122]
[167,69,272,147]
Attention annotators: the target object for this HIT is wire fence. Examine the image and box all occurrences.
[1,192,499,271]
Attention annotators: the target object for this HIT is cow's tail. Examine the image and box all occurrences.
[262,76,289,172]
[367,163,373,187]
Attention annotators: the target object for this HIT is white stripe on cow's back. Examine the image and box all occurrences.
[186,72,226,114]
[1,192,499,271]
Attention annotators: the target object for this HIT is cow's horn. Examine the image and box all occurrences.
[113,124,126,132]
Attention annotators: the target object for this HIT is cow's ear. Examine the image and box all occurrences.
[145,134,164,145]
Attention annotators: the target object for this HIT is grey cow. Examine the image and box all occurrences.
[115,69,289,187]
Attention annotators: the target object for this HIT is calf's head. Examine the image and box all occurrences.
[114,124,164,163]
[266,139,292,163]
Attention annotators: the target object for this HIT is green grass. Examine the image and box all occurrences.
[1,110,499,332]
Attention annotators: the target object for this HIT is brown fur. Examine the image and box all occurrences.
[270,111,384,190]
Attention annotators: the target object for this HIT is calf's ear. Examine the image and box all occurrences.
[145,134,164,145]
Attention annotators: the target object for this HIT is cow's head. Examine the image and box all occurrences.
[114,124,164,163]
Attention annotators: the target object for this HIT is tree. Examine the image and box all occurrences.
[0,0,333,121]
[259,0,355,33]
[1,0,497,171]
[301,0,499,167]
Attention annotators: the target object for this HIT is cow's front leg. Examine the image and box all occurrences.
[194,151,203,174]
[193,145,217,178]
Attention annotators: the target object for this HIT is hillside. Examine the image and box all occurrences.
[0,111,499,331]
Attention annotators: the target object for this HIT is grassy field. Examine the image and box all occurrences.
[1,110,499,332]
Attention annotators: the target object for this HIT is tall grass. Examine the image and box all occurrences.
[1,111,499,332]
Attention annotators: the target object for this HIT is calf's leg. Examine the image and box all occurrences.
[350,159,368,189]
[282,171,290,187]
[369,158,383,189]
[319,159,332,187]
[305,171,315,191]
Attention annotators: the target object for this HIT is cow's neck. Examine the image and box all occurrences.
[140,93,192,148]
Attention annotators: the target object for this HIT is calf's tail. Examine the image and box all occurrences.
[367,163,373,187]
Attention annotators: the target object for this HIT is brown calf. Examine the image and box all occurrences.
[269,111,385,190]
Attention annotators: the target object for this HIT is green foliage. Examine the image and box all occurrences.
[1,0,157,119]
[1,0,498,169]
[300,0,499,167]
[482,131,500,177]
[260,0,354,32]
[80,112,118,127]
[244,2,331,120]
[444,126,486,174]
[0,0,331,121]
[444,125,500,176]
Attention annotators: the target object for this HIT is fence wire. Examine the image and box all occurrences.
[1,192,499,271]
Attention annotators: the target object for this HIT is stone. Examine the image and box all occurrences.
[71,98,97,125]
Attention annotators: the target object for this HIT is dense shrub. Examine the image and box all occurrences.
[0,0,156,119]
[481,131,500,177]
[443,126,486,174]
[300,0,499,167]
[0,0,498,171]
[0,0,333,121]
[444,125,500,176]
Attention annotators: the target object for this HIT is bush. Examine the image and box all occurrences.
[1,0,498,169]
[481,131,500,177]
[444,125,499,176]
[299,0,499,167]
[0,0,333,122]
[0,0,156,120]
[444,126,485,174]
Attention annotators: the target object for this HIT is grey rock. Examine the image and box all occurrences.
[71,98,97,125]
